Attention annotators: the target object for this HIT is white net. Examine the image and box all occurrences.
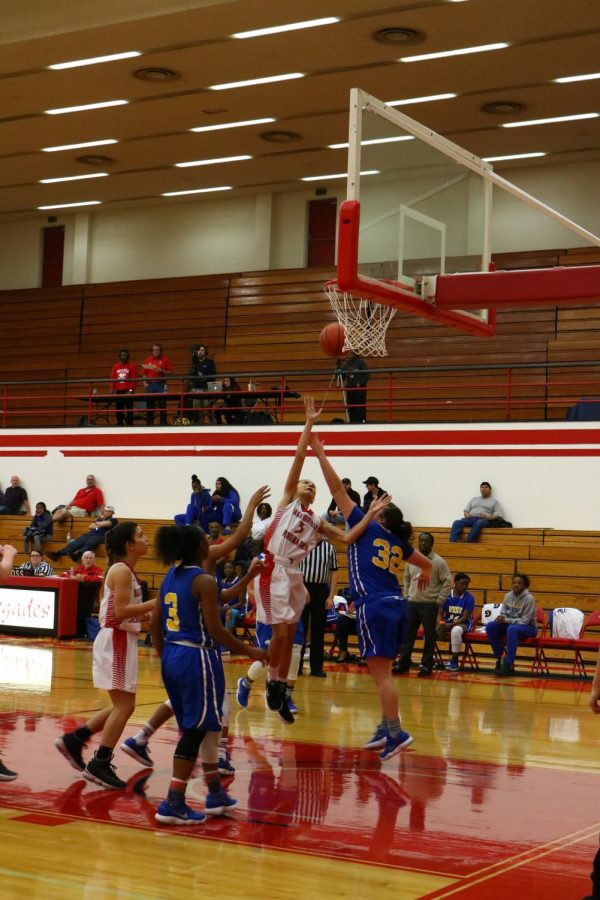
[325,281,397,357]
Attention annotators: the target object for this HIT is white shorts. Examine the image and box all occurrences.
[70,506,91,517]
[92,627,138,694]
[256,563,308,626]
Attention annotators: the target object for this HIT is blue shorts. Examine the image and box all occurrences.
[161,642,225,732]
[356,595,407,660]
[256,619,304,650]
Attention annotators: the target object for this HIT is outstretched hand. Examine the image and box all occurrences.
[309,432,325,455]
[369,492,393,516]
[417,573,430,591]
[303,395,323,425]
[249,485,271,509]
[247,556,264,577]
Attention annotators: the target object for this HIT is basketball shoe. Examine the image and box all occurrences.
[54,732,86,772]
[120,736,154,767]
[205,789,238,816]
[83,753,127,790]
[155,798,206,826]
[379,730,414,761]
[362,725,388,750]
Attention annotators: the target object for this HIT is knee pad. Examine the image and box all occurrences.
[174,729,204,762]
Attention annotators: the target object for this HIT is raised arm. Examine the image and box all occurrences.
[207,485,270,562]
[319,493,392,546]
[220,557,263,604]
[309,431,352,517]
[279,395,321,507]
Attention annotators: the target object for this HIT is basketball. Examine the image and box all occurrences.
[319,322,346,357]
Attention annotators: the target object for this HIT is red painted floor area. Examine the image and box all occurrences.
[0,711,596,897]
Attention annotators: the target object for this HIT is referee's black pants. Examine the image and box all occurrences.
[301,582,329,675]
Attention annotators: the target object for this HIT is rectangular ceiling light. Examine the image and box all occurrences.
[232,17,340,39]
[42,139,118,152]
[400,42,508,62]
[49,51,141,70]
[210,73,304,90]
[503,112,599,128]
[46,100,129,115]
[175,155,251,168]
[388,92,457,106]
[162,186,233,196]
[483,152,546,162]
[191,117,275,133]
[40,173,109,183]
[329,136,414,149]
[37,201,101,209]
[554,72,600,84]
[301,170,379,182]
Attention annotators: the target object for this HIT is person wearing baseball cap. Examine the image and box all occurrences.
[363,477,384,513]
[325,478,361,525]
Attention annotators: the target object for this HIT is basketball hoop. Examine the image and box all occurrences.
[325,280,397,357]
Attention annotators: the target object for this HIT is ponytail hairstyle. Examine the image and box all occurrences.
[378,503,413,543]
[156,524,208,569]
[106,521,138,566]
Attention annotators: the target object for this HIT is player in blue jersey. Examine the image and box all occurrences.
[310,433,432,761]
[436,573,476,673]
[150,524,268,826]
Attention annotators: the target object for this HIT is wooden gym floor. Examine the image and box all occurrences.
[0,637,598,899]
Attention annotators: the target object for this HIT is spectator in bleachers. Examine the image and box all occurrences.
[209,477,242,533]
[395,532,453,677]
[218,560,245,634]
[110,349,138,427]
[340,351,369,423]
[485,573,537,676]
[52,474,105,525]
[325,477,361,525]
[0,475,30,516]
[142,342,173,426]
[251,502,272,540]
[61,549,104,584]
[13,550,54,577]
[48,506,117,562]
[213,376,244,425]
[449,481,504,543]
[436,573,476,673]
[188,344,217,424]
[174,474,212,529]
[362,476,385,513]
[23,502,53,553]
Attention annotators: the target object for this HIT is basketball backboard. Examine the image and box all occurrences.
[327,88,600,351]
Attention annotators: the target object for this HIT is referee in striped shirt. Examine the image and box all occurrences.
[299,537,338,677]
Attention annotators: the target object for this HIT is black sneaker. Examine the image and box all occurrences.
[55,732,86,771]
[494,658,503,674]
[0,757,17,781]
[83,753,127,790]
[277,695,295,726]
[417,665,432,677]
[392,661,410,674]
[266,680,282,711]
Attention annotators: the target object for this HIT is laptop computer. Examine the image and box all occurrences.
[206,381,223,391]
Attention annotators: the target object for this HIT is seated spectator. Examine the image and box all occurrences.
[23,502,53,553]
[13,550,54,577]
[362,476,384,513]
[174,474,211,529]
[251,502,273,541]
[188,344,217,423]
[142,342,173,426]
[110,349,138,427]
[436,573,476,673]
[449,481,504,543]
[325,477,361,525]
[218,561,245,633]
[60,549,104,584]
[52,474,105,525]
[61,550,105,637]
[336,600,358,664]
[209,477,242,533]
[0,475,30,516]
[485,573,537,676]
[213,376,244,425]
[48,506,117,562]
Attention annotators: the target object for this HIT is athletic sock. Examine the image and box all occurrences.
[385,717,401,738]
[166,777,187,805]
[268,666,279,681]
[206,774,222,795]
[133,722,155,745]
[73,725,92,744]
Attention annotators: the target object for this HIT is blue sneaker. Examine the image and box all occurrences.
[379,730,414,761]
[446,658,460,674]
[362,726,388,750]
[205,789,238,816]
[120,736,154,768]
[155,798,206,825]
[218,751,235,777]
[236,676,251,709]
[287,697,299,714]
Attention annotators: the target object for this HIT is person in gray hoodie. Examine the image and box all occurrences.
[485,573,537,676]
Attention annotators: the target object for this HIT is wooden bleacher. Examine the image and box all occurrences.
[1,245,600,426]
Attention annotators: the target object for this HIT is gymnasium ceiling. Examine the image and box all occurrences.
[0,0,599,221]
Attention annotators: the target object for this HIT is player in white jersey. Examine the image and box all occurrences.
[257,396,393,723]
[55,522,155,789]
